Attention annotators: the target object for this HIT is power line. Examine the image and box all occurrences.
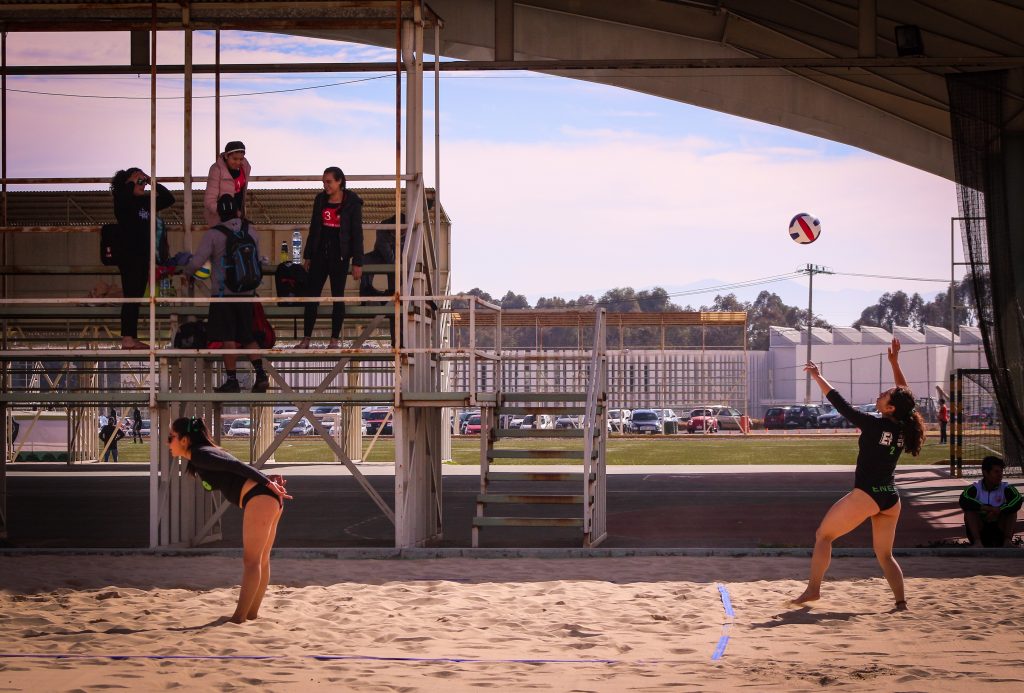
[831,271,951,283]
[6,74,392,100]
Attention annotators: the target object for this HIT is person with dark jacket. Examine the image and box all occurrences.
[110,168,175,349]
[99,418,125,462]
[294,167,363,349]
[132,406,144,443]
[168,416,290,623]
[359,213,403,345]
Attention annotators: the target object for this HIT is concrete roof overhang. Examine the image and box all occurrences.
[2,1,1023,180]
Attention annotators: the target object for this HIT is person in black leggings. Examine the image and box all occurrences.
[167,416,290,623]
[110,168,174,349]
[793,339,926,611]
[294,167,363,349]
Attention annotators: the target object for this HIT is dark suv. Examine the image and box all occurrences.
[764,406,792,430]
[784,405,823,428]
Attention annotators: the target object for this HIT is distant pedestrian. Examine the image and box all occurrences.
[132,407,144,443]
[99,418,125,462]
[938,398,948,444]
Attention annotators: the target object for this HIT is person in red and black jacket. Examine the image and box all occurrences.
[294,166,363,349]
[110,167,175,349]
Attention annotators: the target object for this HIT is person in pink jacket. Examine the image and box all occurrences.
[204,140,251,226]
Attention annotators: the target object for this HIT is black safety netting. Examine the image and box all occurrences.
[947,71,1024,474]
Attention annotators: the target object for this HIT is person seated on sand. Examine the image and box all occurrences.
[960,456,1021,548]
[167,416,291,623]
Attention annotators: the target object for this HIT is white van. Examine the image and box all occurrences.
[518,414,554,430]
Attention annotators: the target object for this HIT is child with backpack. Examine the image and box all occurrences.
[183,194,269,394]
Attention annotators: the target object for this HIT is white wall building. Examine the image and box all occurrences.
[767,324,987,412]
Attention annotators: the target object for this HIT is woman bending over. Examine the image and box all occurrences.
[167,416,291,623]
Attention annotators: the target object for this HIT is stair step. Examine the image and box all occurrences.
[472,516,585,528]
[487,471,595,482]
[495,429,591,439]
[497,406,587,415]
[502,392,587,403]
[477,494,585,505]
[488,449,595,460]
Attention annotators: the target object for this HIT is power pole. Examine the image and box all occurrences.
[800,264,833,403]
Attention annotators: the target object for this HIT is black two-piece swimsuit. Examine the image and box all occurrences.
[826,389,904,510]
[188,445,281,508]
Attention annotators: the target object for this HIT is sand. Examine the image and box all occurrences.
[1,555,1022,691]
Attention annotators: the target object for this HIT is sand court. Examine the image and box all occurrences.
[1,555,1022,691]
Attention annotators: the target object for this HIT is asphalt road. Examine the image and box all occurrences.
[2,466,973,549]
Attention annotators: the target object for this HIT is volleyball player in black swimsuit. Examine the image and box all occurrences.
[793,339,925,611]
[167,417,291,623]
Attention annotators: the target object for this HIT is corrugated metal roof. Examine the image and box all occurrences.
[454,310,746,327]
[3,188,448,227]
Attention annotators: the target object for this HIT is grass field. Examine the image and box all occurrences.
[108,434,951,466]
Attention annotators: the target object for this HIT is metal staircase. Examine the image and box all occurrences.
[472,310,608,547]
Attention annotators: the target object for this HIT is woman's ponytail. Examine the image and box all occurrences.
[890,387,925,456]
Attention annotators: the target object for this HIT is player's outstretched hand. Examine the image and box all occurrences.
[803,361,820,378]
[888,338,901,361]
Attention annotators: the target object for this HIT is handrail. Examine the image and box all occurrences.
[582,308,606,537]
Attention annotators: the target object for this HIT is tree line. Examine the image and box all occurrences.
[452,279,976,351]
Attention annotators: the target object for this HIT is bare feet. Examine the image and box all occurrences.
[894,600,909,611]
[791,589,820,605]
[326,339,341,349]
[229,613,247,624]
[121,338,150,350]
[292,338,311,349]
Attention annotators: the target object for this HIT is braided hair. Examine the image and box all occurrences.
[888,387,925,456]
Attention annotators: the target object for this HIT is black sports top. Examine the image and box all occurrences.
[187,445,271,506]
[827,389,904,494]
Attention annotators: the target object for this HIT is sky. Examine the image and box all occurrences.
[4,30,966,327]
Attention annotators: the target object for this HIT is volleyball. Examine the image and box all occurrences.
[789,213,821,244]
[193,262,211,280]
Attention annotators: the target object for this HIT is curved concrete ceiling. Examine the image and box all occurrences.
[291,0,1024,180]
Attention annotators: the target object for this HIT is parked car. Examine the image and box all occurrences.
[817,408,849,428]
[273,406,298,418]
[363,407,393,435]
[707,406,742,430]
[630,409,663,434]
[139,419,151,437]
[659,409,679,425]
[507,415,526,429]
[328,419,368,437]
[519,414,554,430]
[764,406,793,430]
[227,418,252,436]
[275,417,314,436]
[456,409,480,434]
[686,407,719,434]
[555,415,581,429]
[311,405,341,417]
[784,405,824,428]
[464,414,482,435]
[608,409,631,432]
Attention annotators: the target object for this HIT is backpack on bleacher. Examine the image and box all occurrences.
[275,261,308,307]
[173,320,208,349]
[214,220,262,294]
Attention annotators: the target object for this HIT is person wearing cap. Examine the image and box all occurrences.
[204,141,251,227]
[183,194,269,394]
[294,166,363,349]
[109,167,175,349]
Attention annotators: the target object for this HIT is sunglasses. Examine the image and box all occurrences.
[133,178,149,186]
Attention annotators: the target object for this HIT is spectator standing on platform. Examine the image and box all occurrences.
[183,195,269,394]
[204,141,251,227]
[960,456,1022,547]
[110,168,175,350]
[294,167,363,349]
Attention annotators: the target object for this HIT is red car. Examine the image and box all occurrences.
[465,414,482,435]
[686,407,719,433]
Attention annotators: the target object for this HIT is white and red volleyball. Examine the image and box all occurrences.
[788,213,821,244]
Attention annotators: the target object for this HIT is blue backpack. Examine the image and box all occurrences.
[214,221,262,294]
